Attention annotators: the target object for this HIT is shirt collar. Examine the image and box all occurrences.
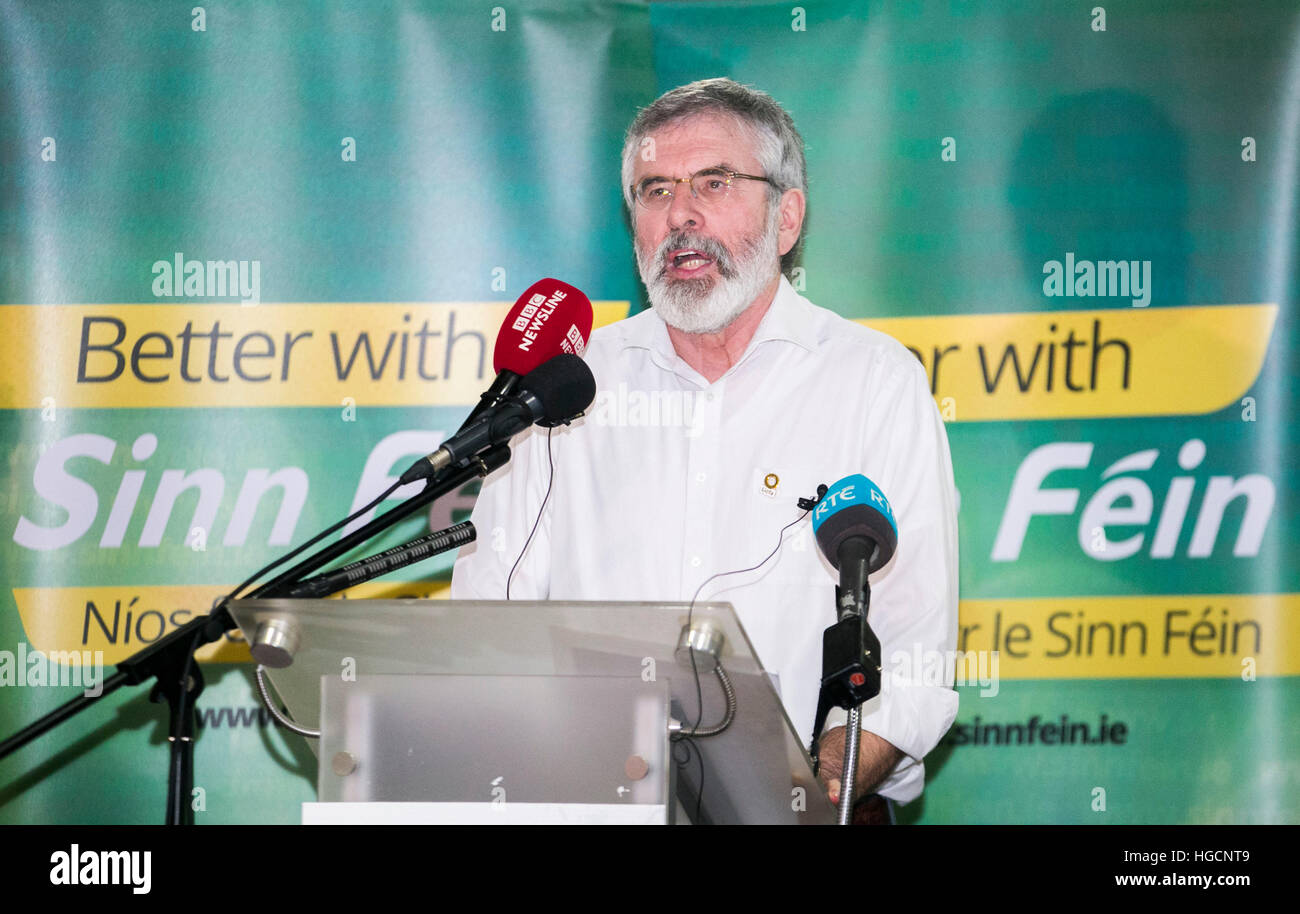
[618,274,819,371]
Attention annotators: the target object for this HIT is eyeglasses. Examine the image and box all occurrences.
[630,167,775,210]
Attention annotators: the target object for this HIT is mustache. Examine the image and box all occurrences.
[651,231,736,279]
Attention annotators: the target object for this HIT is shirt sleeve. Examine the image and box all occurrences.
[450,424,556,601]
[822,355,961,802]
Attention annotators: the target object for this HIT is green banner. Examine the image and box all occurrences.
[2,0,1295,823]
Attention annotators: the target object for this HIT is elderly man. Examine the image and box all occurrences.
[452,78,959,821]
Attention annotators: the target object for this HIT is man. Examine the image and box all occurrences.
[452,78,959,820]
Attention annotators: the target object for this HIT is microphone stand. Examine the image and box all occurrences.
[0,445,509,825]
[246,447,507,600]
[809,538,883,825]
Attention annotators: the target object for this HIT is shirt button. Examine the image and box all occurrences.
[695,472,706,483]
[689,556,702,568]
[705,392,715,402]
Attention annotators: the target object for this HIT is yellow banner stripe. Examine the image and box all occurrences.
[860,303,1277,421]
[0,301,1275,418]
[956,593,1296,679]
[11,581,451,664]
[0,302,630,409]
[13,586,1294,677]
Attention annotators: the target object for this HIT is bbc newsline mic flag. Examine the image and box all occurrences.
[0,0,1295,823]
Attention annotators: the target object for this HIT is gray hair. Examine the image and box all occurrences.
[620,78,807,271]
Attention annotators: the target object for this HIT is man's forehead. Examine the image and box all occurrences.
[633,113,762,175]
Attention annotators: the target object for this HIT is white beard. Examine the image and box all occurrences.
[636,206,781,335]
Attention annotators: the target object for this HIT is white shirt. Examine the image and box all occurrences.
[451,275,960,803]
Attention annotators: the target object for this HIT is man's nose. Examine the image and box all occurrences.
[665,183,704,231]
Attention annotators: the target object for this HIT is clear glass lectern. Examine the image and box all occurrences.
[227,598,835,824]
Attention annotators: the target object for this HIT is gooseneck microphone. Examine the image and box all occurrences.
[398,352,596,484]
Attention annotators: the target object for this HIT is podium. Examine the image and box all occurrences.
[227,598,835,824]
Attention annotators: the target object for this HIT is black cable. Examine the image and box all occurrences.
[677,505,813,821]
[506,427,556,599]
[223,479,405,605]
[174,624,206,752]
[672,736,706,824]
[683,507,812,728]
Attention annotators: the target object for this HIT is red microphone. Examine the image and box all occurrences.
[496,278,592,371]
[460,278,593,431]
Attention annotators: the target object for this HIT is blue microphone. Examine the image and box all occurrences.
[809,474,898,755]
[811,473,898,582]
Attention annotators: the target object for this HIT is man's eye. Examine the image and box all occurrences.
[644,185,670,198]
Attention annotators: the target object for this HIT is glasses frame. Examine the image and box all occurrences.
[629,167,776,209]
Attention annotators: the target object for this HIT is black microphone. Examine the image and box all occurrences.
[287,522,477,599]
[399,353,596,485]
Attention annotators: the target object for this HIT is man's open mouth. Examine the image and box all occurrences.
[668,248,716,273]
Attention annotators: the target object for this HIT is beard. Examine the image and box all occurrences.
[635,205,781,335]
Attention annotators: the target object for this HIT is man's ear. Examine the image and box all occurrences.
[777,187,806,257]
